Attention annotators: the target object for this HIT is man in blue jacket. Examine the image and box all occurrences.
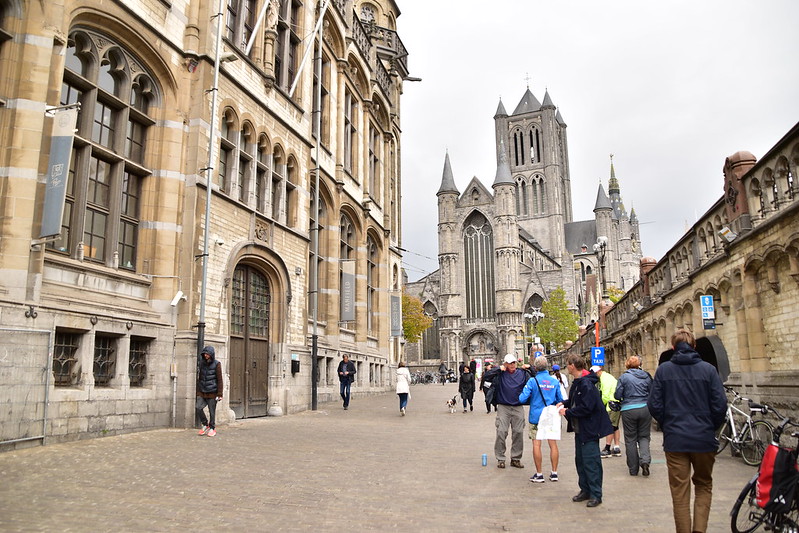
[519,356,563,483]
[558,354,613,508]
[647,329,727,533]
[483,353,533,469]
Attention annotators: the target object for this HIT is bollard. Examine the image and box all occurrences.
[482,453,487,466]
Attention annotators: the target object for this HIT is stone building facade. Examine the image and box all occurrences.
[405,88,642,371]
[0,0,410,447]
[573,122,799,415]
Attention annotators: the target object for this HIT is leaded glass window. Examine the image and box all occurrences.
[463,212,495,319]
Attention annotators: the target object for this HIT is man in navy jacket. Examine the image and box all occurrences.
[647,329,727,533]
[558,354,613,508]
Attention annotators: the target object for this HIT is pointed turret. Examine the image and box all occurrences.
[607,155,626,219]
[512,88,541,115]
[630,207,637,222]
[437,152,459,195]
[493,139,513,187]
[494,98,508,119]
[541,90,555,110]
[594,183,612,212]
[555,109,566,126]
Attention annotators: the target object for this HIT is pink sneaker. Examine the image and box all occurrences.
[198,425,209,435]
[207,428,217,437]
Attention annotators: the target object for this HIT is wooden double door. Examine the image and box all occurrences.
[229,265,270,418]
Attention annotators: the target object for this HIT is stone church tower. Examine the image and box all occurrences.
[406,87,643,369]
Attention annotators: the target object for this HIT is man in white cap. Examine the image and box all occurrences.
[591,365,621,458]
[482,354,533,469]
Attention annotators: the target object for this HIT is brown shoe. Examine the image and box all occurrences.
[510,459,524,468]
[497,460,506,469]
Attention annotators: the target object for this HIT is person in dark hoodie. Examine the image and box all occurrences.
[557,354,613,508]
[614,355,653,476]
[196,346,223,437]
[647,329,727,533]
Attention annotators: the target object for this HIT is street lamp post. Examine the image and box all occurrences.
[523,307,544,361]
[593,236,608,299]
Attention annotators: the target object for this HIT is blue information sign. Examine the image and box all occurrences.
[591,347,605,366]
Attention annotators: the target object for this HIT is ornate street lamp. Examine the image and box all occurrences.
[593,236,608,299]
[523,307,545,360]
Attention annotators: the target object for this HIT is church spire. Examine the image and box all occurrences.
[608,154,620,193]
[494,98,508,118]
[541,89,555,110]
[607,154,626,219]
[437,152,459,195]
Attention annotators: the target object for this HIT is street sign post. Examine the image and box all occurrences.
[591,347,605,366]
[700,295,716,330]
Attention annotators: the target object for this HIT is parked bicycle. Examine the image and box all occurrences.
[716,386,774,466]
[730,405,799,532]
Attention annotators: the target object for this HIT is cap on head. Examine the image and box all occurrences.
[590,365,602,373]
[503,353,517,364]
[552,364,560,371]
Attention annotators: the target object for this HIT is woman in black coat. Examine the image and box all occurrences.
[459,366,476,412]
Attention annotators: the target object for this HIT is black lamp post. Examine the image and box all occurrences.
[593,236,608,299]
[523,307,544,361]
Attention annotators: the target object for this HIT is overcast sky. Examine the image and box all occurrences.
[396,0,799,282]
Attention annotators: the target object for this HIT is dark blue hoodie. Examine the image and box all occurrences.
[647,342,727,453]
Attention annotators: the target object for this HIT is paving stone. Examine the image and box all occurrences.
[0,384,754,531]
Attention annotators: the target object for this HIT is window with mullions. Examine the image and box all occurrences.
[344,89,357,175]
[312,43,331,146]
[271,147,285,221]
[218,112,235,193]
[368,124,380,204]
[366,236,378,335]
[255,134,270,214]
[128,337,149,387]
[47,29,156,271]
[339,213,355,328]
[463,212,495,319]
[275,0,301,90]
[308,190,327,318]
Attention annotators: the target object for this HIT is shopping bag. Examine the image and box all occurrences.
[536,405,562,440]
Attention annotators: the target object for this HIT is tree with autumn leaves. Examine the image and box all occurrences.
[401,291,433,343]
[537,287,579,351]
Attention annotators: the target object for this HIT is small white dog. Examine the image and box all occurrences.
[446,395,458,414]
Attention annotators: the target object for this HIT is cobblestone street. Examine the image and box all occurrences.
[0,383,754,532]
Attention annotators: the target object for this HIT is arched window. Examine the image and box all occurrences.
[285,156,297,227]
[463,212,495,319]
[226,0,257,56]
[339,213,356,328]
[529,126,542,164]
[532,175,546,215]
[366,235,378,335]
[275,0,301,90]
[312,42,331,146]
[255,134,270,214]
[235,122,255,203]
[308,189,327,319]
[271,146,284,221]
[343,88,357,174]
[421,302,440,360]
[368,122,381,205]
[218,110,237,193]
[512,128,525,167]
[47,29,158,271]
[516,177,528,216]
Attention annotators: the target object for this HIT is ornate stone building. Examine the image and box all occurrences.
[0,0,410,447]
[573,121,799,414]
[405,88,642,370]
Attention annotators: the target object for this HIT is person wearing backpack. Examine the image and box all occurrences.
[614,355,653,476]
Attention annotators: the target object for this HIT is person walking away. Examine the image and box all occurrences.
[480,363,497,413]
[592,366,621,458]
[337,354,357,410]
[614,355,653,476]
[438,361,448,386]
[647,329,727,533]
[482,354,533,469]
[459,366,476,412]
[396,361,411,416]
[519,356,563,483]
[558,354,614,508]
[196,346,223,437]
[552,364,569,400]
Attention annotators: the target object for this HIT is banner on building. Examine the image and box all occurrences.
[340,259,355,322]
[40,108,78,238]
[390,294,402,337]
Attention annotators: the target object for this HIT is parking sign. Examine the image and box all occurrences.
[591,347,605,366]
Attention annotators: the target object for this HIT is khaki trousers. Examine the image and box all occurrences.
[665,451,716,533]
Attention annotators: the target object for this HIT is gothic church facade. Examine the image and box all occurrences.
[406,88,643,369]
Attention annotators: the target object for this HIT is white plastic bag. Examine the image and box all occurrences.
[536,405,562,440]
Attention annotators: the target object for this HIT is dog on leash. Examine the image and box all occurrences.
[446,396,458,414]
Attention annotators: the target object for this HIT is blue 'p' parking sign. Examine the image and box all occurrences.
[591,347,605,366]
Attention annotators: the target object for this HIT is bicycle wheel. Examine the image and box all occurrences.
[730,475,767,533]
[716,420,732,454]
[740,420,774,466]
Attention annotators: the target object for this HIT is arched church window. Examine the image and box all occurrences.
[421,302,439,359]
[516,177,528,216]
[512,129,525,167]
[463,212,495,319]
[529,127,541,164]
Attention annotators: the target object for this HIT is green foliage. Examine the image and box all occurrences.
[537,287,579,351]
[402,292,433,343]
[607,286,626,304]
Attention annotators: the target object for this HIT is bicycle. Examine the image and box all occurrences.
[716,386,774,466]
[730,406,799,533]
